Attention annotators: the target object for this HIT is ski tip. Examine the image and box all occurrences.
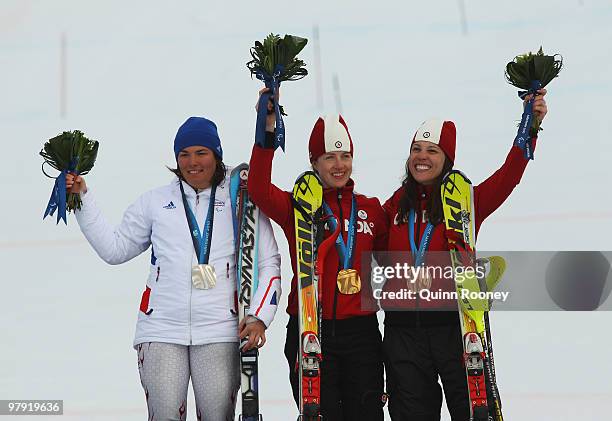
[442,169,472,185]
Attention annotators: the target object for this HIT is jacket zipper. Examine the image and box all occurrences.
[331,190,343,337]
[189,191,199,345]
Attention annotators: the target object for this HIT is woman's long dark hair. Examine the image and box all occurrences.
[167,155,227,188]
[397,158,453,226]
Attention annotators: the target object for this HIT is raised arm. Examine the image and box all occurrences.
[474,89,548,225]
[247,88,293,227]
[69,174,152,264]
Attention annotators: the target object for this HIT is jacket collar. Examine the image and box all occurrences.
[177,178,213,200]
[416,183,434,201]
[323,178,355,201]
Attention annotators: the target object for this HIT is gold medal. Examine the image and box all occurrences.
[337,269,361,295]
[191,264,217,290]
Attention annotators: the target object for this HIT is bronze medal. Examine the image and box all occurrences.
[417,269,432,291]
[337,269,361,295]
[406,277,418,293]
[406,266,419,293]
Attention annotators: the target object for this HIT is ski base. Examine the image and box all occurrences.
[464,332,488,419]
[239,415,263,421]
[297,414,323,421]
[239,346,261,421]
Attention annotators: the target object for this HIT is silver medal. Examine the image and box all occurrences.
[191,264,217,289]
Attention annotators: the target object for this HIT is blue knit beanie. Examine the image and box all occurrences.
[173,117,223,160]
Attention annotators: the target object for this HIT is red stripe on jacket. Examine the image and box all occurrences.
[255,276,281,317]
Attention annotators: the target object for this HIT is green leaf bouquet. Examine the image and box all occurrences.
[247,33,309,152]
[41,130,99,224]
[247,33,308,84]
[505,47,563,135]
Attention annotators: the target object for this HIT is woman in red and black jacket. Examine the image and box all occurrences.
[248,92,388,420]
[382,91,548,421]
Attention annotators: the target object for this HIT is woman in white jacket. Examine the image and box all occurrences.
[66,116,281,421]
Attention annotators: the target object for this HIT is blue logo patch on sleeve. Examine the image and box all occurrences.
[270,291,278,305]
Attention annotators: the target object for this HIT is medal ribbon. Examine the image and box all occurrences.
[180,182,217,264]
[514,79,542,160]
[42,159,78,225]
[408,209,434,267]
[323,194,357,269]
[254,65,285,151]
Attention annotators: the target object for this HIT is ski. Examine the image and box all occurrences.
[291,171,339,420]
[230,163,263,421]
[477,256,506,301]
[478,256,506,419]
[441,170,504,421]
[292,171,324,421]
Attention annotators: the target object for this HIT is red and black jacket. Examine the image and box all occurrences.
[383,141,536,326]
[248,145,388,320]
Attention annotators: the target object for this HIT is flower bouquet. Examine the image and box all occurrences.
[505,47,562,159]
[247,33,308,151]
[41,130,99,224]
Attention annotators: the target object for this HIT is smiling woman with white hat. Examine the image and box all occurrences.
[382,90,548,420]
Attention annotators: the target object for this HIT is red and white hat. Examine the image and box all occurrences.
[308,114,354,162]
[412,119,456,163]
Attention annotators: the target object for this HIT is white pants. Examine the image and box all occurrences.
[136,342,239,421]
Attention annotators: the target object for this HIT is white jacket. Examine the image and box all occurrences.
[75,173,281,348]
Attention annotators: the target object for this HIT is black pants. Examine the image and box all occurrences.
[383,323,469,421]
[284,314,385,421]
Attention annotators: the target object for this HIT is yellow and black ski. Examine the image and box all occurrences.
[441,170,504,421]
[293,171,324,420]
